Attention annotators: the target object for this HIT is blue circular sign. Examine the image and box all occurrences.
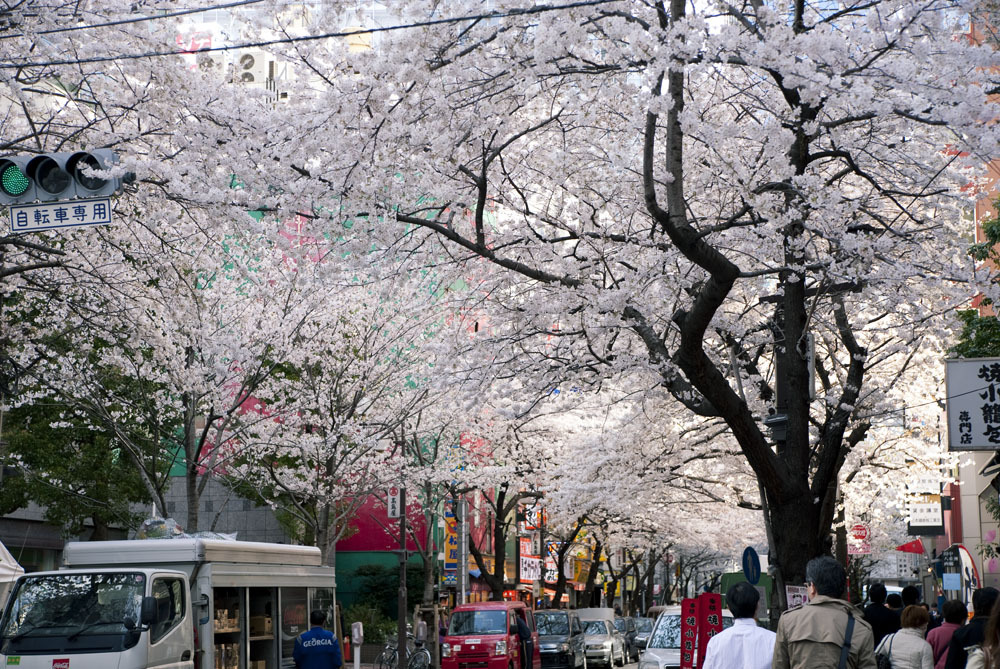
[742,546,761,585]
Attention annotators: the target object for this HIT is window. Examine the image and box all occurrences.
[150,578,185,644]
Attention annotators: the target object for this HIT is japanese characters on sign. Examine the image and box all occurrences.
[9,198,112,233]
[945,358,1000,450]
[697,593,723,669]
[679,598,698,669]
[387,486,401,519]
[443,508,459,581]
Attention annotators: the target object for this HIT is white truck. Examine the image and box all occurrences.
[0,538,336,669]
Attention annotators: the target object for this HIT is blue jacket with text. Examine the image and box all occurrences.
[293,626,343,669]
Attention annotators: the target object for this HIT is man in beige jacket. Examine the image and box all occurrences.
[772,556,877,669]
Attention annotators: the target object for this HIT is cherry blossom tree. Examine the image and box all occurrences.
[0,0,993,595]
[230,0,993,590]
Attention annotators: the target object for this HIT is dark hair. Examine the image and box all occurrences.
[726,582,760,619]
[943,599,968,624]
[974,588,1000,618]
[805,556,846,598]
[902,585,920,607]
[310,609,327,626]
[886,594,903,609]
[901,605,929,629]
[868,583,887,605]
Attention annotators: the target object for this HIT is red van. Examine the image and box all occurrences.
[442,601,541,669]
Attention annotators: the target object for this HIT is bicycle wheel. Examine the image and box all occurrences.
[377,647,397,669]
[407,648,431,669]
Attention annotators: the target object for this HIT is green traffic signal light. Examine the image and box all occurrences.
[1,161,29,196]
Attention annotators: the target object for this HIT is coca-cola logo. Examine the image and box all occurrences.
[52,660,70,669]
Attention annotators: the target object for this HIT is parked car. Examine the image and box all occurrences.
[442,600,542,669]
[638,606,734,669]
[633,617,653,651]
[614,616,639,662]
[582,619,625,668]
[536,609,587,669]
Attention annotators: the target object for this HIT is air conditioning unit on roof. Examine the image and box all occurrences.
[236,50,271,85]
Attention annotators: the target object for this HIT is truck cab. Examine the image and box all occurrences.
[0,568,193,669]
[0,538,336,669]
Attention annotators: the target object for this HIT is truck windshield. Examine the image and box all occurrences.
[1,572,146,654]
[448,610,508,635]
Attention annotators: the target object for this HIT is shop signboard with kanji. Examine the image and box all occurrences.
[946,358,1000,450]
[696,593,723,668]
[679,598,698,669]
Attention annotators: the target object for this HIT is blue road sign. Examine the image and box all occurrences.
[742,546,761,585]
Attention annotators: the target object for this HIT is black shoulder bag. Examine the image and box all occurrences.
[838,612,856,669]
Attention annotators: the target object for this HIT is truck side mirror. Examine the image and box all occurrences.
[140,596,158,627]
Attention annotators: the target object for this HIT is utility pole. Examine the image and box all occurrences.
[397,485,408,669]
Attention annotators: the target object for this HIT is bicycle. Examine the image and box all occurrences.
[406,641,431,669]
[375,643,397,669]
[376,633,416,669]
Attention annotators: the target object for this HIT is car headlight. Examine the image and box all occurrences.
[442,643,452,657]
[639,661,660,669]
[603,641,612,650]
[494,640,507,656]
[559,643,571,653]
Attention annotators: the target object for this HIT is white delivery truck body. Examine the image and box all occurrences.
[0,539,336,669]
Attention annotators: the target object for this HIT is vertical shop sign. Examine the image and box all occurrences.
[697,593,723,668]
[680,598,698,669]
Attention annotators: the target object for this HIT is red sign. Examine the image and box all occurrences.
[697,593,724,668]
[53,661,70,669]
[679,598,698,669]
[850,523,869,541]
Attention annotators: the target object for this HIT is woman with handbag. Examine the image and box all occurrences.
[875,606,933,669]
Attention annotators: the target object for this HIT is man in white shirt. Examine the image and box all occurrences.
[702,581,775,669]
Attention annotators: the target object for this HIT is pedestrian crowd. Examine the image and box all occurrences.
[701,555,1000,669]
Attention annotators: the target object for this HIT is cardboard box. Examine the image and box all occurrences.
[250,616,272,635]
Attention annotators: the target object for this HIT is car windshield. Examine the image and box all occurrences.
[647,615,734,649]
[536,613,569,635]
[583,620,609,635]
[613,619,625,632]
[636,618,653,633]
[448,610,508,635]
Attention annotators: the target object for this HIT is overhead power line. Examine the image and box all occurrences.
[0,0,267,40]
[0,0,617,70]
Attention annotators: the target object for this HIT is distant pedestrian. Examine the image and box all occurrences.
[516,613,532,669]
[944,587,999,669]
[293,610,343,669]
[925,603,942,632]
[772,556,877,669]
[702,581,775,669]
[865,583,902,647]
[875,605,933,669]
[903,586,921,609]
[926,599,966,669]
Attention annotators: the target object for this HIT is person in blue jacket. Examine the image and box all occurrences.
[293,610,343,669]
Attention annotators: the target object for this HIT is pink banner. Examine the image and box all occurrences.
[697,593,724,668]
[680,598,698,669]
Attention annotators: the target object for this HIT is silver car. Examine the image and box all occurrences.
[638,607,734,669]
[582,619,626,667]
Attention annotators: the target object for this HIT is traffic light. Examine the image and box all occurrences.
[0,149,128,205]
